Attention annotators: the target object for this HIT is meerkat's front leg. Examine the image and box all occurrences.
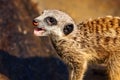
[72,60,87,80]
[63,54,87,80]
[106,53,120,80]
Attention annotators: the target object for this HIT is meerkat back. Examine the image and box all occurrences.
[77,16,120,52]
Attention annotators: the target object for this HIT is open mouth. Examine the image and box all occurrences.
[34,27,46,36]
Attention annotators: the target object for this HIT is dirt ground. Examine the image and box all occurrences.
[0,0,119,80]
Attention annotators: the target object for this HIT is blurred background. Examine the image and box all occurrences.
[33,0,120,22]
[0,0,120,80]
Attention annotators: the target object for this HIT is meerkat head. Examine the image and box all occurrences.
[33,10,77,38]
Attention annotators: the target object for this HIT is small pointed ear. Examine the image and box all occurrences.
[63,24,74,35]
[42,10,47,13]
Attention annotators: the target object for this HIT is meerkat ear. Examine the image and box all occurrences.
[63,24,74,35]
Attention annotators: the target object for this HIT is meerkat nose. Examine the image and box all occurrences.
[33,19,39,26]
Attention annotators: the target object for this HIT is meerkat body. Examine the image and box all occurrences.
[33,10,120,80]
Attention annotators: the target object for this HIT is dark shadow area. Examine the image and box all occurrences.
[0,50,69,80]
[84,65,107,80]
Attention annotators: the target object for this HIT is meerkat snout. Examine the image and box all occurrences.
[33,19,39,26]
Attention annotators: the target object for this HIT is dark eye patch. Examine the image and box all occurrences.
[63,24,74,35]
[44,16,57,26]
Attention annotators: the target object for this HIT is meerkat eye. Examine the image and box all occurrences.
[44,16,57,26]
[63,24,74,35]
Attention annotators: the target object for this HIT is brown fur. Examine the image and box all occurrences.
[33,10,120,80]
[50,16,120,80]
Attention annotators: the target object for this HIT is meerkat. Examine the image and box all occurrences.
[33,10,120,80]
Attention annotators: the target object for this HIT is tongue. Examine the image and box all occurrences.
[34,29,45,36]
[35,28,43,31]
